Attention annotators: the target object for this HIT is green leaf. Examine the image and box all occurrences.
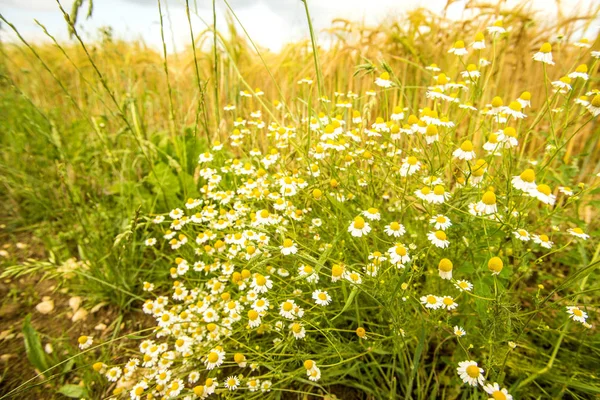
[22,314,49,375]
[58,384,88,398]
[331,286,358,321]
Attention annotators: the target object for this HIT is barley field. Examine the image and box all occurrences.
[1,0,600,399]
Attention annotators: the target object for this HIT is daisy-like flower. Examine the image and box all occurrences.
[391,105,404,121]
[429,185,451,204]
[420,294,442,310]
[499,127,518,148]
[533,42,554,65]
[487,19,506,36]
[384,221,406,237]
[568,227,589,240]
[362,207,381,221]
[438,258,453,280]
[504,101,526,119]
[388,243,411,265]
[448,40,468,56]
[454,326,466,337]
[587,94,600,117]
[247,310,262,328]
[279,300,297,319]
[225,376,240,391]
[453,140,476,160]
[566,306,588,323]
[477,190,498,215]
[455,280,473,292]
[348,216,371,237]
[457,360,485,386]
[558,186,574,196]
[312,290,332,306]
[290,322,306,339]
[430,214,452,230]
[344,270,363,285]
[532,234,553,249]
[250,273,273,294]
[529,184,556,205]
[513,229,531,241]
[77,335,93,350]
[568,64,589,80]
[425,125,439,144]
[472,32,486,49]
[428,230,449,248]
[551,76,572,93]
[512,169,536,192]
[204,347,226,370]
[280,238,298,255]
[483,133,501,154]
[144,238,157,246]
[375,71,393,88]
[106,366,122,382]
[483,383,513,400]
[518,91,531,108]
[575,38,591,48]
[487,256,503,275]
[441,296,458,310]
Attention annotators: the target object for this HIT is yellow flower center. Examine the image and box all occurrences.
[466,365,480,378]
[572,308,583,316]
[332,264,344,277]
[491,96,503,108]
[540,42,552,53]
[433,185,445,195]
[492,391,507,400]
[389,222,400,230]
[427,295,437,304]
[482,191,497,205]
[318,293,327,300]
[520,91,531,100]
[536,184,551,196]
[353,216,366,229]
[520,169,536,183]
[283,239,293,248]
[460,140,473,151]
[436,216,447,223]
[248,310,259,320]
[379,71,390,80]
[454,40,465,48]
[435,231,447,240]
[282,302,293,312]
[438,258,453,272]
[426,125,438,136]
[488,257,504,273]
[508,101,521,112]
[474,32,484,41]
[443,297,454,306]
[251,275,265,288]
[592,95,600,107]
[407,156,418,165]
[207,352,219,363]
[395,245,407,256]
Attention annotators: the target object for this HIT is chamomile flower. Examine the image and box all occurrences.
[487,19,506,36]
[438,258,453,280]
[375,71,393,88]
[441,296,458,310]
[145,238,157,246]
[77,335,93,350]
[290,322,306,339]
[453,140,476,160]
[566,306,588,323]
[224,376,240,391]
[312,290,332,306]
[513,229,531,241]
[529,184,556,205]
[430,214,452,230]
[384,221,406,237]
[518,91,532,108]
[532,234,553,249]
[388,243,411,265]
[204,347,225,370]
[472,32,486,49]
[348,216,371,237]
[454,326,466,337]
[487,256,503,275]
[483,383,513,400]
[568,64,589,80]
[455,280,473,291]
[568,227,589,240]
[512,169,537,192]
[362,207,381,221]
[533,42,554,65]
[280,238,298,255]
[421,294,442,310]
[504,101,526,119]
[457,360,485,386]
[448,40,468,56]
[477,190,498,215]
[428,230,449,248]
[429,185,451,204]
[588,95,600,116]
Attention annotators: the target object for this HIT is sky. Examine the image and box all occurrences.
[1,0,599,53]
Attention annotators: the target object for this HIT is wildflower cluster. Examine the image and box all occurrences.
[89,19,598,398]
